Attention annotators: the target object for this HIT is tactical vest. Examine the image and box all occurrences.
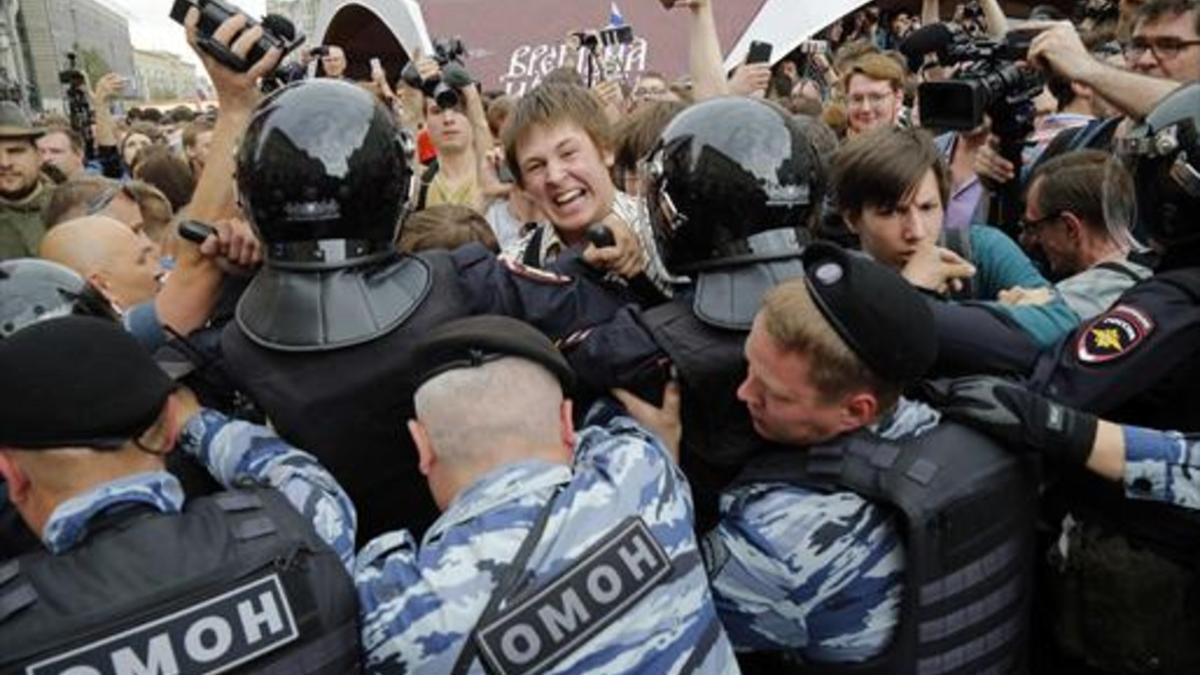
[1043,268,1200,564]
[0,488,360,674]
[222,251,470,544]
[733,424,1038,675]
[640,300,763,532]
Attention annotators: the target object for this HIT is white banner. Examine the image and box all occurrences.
[724,0,874,69]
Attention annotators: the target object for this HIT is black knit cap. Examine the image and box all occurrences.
[802,242,937,383]
[413,315,575,391]
[0,316,175,449]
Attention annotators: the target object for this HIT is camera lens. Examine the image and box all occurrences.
[434,84,460,110]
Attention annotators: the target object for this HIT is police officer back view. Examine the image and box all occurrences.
[354,316,737,674]
[564,96,824,530]
[220,79,633,544]
[0,316,360,673]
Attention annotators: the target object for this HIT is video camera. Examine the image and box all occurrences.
[58,53,94,157]
[402,37,472,110]
[168,0,304,74]
[917,29,1044,131]
[915,26,1046,233]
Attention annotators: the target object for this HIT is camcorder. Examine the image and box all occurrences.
[402,37,472,110]
[917,29,1044,131]
[58,53,94,157]
[916,26,1046,230]
[168,0,305,73]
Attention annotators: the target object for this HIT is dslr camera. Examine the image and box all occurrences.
[169,0,304,73]
[402,36,472,110]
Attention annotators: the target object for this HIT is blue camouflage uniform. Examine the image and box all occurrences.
[1122,425,1200,511]
[355,409,738,674]
[702,399,941,663]
[41,408,356,572]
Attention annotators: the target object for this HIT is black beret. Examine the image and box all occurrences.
[413,315,575,391]
[802,242,937,383]
[0,316,175,449]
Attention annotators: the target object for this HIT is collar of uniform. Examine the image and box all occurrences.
[870,396,941,442]
[424,460,571,546]
[42,470,184,554]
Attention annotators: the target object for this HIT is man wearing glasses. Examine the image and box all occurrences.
[1125,0,1200,82]
[842,54,906,137]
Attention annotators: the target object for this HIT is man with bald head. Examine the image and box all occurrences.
[356,315,736,674]
[40,216,162,310]
[39,214,238,351]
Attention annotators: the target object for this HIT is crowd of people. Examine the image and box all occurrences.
[1,0,1199,673]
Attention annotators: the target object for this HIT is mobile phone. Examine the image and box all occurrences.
[178,219,217,244]
[747,40,774,65]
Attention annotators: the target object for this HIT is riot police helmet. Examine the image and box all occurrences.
[643,97,825,275]
[1117,81,1200,252]
[0,258,116,339]
[236,79,414,270]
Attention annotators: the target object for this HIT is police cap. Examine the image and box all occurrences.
[802,242,937,383]
[413,316,575,392]
[0,316,175,449]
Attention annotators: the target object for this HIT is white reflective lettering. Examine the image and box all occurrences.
[111,634,180,675]
[59,668,103,675]
[617,534,659,581]
[535,588,590,642]
[499,624,541,665]
[183,616,232,663]
[586,565,622,604]
[238,591,284,644]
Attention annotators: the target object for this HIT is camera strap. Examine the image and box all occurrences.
[449,484,564,675]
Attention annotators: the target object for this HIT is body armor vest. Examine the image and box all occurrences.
[735,423,1038,675]
[641,299,761,532]
[222,252,469,543]
[0,488,359,674]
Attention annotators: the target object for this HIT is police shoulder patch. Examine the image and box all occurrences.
[474,517,672,675]
[501,257,571,285]
[1076,304,1156,365]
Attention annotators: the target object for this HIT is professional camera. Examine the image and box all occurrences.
[917,29,1044,131]
[168,0,304,73]
[58,53,94,157]
[401,37,472,110]
[917,28,1045,232]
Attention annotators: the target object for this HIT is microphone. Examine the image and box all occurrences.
[899,22,956,72]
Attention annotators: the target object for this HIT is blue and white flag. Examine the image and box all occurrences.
[609,2,626,26]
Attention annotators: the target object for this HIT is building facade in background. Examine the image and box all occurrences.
[17,0,136,111]
[133,48,197,102]
[267,0,322,46]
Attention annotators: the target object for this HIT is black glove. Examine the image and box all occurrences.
[920,376,1098,466]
